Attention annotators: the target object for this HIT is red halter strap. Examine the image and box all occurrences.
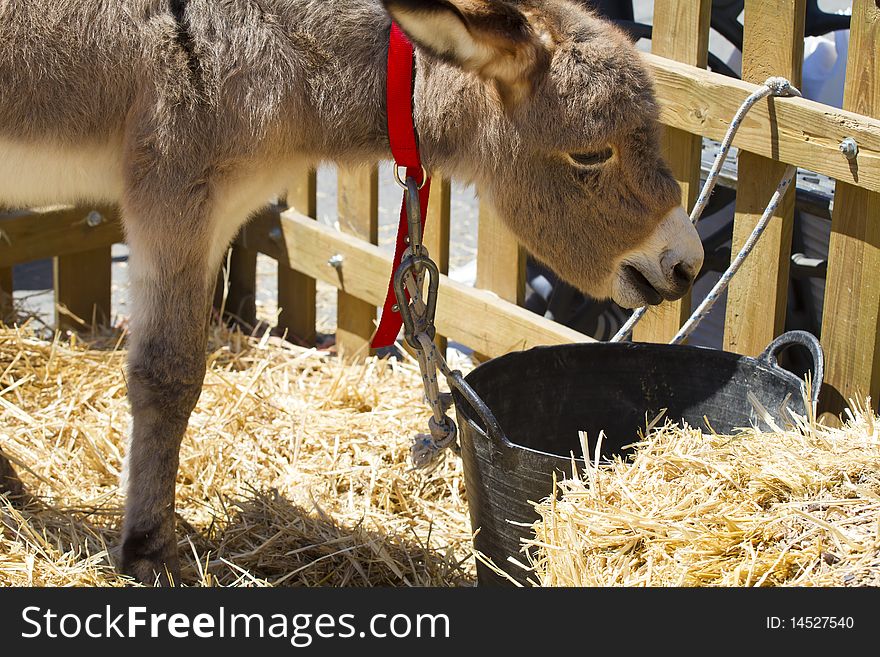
[371,22,432,349]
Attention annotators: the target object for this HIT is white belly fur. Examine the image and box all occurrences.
[0,136,125,207]
[0,135,302,282]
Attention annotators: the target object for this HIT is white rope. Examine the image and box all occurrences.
[672,164,796,344]
[408,77,803,469]
[410,332,458,469]
[610,76,802,344]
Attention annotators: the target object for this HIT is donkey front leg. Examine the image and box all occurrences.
[120,206,218,586]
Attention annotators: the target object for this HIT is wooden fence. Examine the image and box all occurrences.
[1,0,878,416]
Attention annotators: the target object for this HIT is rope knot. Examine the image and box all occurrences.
[410,417,458,469]
[763,76,802,98]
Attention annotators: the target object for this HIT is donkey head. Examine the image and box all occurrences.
[384,0,703,308]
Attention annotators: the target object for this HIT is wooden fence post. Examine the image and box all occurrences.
[219,244,258,327]
[424,176,451,355]
[55,243,112,332]
[0,266,12,322]
[476,201,524,306]
[474,200,525,358]
[820,0,880,415]
[723,0,805,356]
[336,166,379,359]
[277,163,318,346]
[634,0,711,343]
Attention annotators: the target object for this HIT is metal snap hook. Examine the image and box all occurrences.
[393,254,439,350]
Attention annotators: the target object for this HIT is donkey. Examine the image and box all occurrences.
[0,0,703,584]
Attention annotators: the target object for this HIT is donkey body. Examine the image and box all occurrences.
[0,0,703,584]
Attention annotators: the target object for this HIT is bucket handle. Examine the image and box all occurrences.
[759,330,824,405]
[446,370,509,447]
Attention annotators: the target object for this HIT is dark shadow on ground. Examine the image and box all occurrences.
[2,486,475,587]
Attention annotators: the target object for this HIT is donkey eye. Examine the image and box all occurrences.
[568,148,614,167]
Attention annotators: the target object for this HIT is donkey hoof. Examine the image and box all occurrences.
[121,529,181,586]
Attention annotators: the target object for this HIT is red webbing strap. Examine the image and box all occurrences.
[386,23,420,169]
[372,23,432,348]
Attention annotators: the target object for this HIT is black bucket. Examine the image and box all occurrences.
[451,331,823,586]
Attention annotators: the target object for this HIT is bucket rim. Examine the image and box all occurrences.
[452,338,815,461]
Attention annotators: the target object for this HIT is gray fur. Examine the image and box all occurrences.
[0,0,695,584]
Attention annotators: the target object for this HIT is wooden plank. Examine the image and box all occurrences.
[652,0,711,66]
[0,206,122,268]
[820,0,880,417]
[246,209,594,358]
[723,0,805,356]
[40,207,120,332]
[476,200,525,306]
[276,164,317,346]
[424,176,451,354]
[0,204,11,321]
[336,166,378,359]
[633,0,710,343]
[0,205,120,330]
[54,246,112,331]
[0,266,12,321]
[643,53,880,194]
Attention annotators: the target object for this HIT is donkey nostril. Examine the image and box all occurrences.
[672,262,695,288]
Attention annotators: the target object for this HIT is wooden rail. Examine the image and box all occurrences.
[240,208,591,358]
[644,54,880,195]
[0,206,122,267]
[0,206,121,330]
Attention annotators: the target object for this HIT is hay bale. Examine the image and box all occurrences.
[0,322,474,586]
[528,409,880,586]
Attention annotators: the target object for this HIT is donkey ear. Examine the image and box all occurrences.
[383,0,551,108]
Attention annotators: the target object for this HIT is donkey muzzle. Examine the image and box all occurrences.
[612,206,704,308]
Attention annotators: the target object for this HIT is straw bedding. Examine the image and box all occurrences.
[528,409,880,586]
[0,323,474,586]
[2,321,879,587]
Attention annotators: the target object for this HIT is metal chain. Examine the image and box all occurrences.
[394,176,460,469]
[611,76,802,344]
[397,78,802,467]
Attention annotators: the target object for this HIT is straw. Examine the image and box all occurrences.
[4,317,878,587]
[0,320,474,587]
[528,409,880,587]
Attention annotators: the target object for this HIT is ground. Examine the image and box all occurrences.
[0,322,476,587]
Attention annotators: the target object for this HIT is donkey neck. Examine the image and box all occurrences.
[284,1,394,165]
[285,1,488,177]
